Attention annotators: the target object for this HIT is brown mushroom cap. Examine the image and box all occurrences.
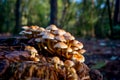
[64,35,75,41]
[55,35,66,42]
[71,41,83,49]
[53,29,66,35]
[72,54,85,63]
[54,42,68,49]
[22,26,30,30]
[52,56,61,64]
[46,24,58,30]
[42,32,54,40]
[77,49,86,54]
[64,60,75,67]
[25,46,38,54]
[67,47,73,53]
[36,27,45,32]
[30,25,39,31]
[64,32,71,37]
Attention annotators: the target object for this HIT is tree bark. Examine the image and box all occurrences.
[107,0,113,37]
[14,0,21,34]
[50,0,57,25]
[113,0,120,25]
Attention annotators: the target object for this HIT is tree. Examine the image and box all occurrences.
[14,0,21,34]
[50,0,57,25]
[113,0,120,25]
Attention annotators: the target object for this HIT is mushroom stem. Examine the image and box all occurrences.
[66,42,72,58]
[37,43,42,51]
[47,40,54,54]
[41,42,53,54]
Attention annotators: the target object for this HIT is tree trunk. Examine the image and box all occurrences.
[113,0,120,25]
[14,0,21,34]
[107,0,113,37]
[50,0,57,25]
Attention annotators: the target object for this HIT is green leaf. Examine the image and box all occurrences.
[91,61,106,69]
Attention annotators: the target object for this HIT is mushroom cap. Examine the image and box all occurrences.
[53,29,66,35]
[36,27,45,32]
[71,46,79,51]
[35,38,44,42]
[22,26,30,30]
[64,60,75,67]
[30,25,39,31]
[46,24,58,30]
[39,30,50,36]
[25,46,38,54]
[54,42,68,49]
[72,41,83,49]
[72,51,79,54]
[64,32,71,37]
[52,56,61,64]
[64,35,75,41]
[72,54,85,63]
[77,49,86,54]
[19,31,32,35]
[67,47,73,53]
[75,42,83,49]
[42,32,54,40]
[55,35,66,42]
[72,40,79,44]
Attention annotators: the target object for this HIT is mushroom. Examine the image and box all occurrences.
[71,40,83,49]
[77,49,86,54]
[41,32,55,54]
[52,56,61,69]
[72,53,85,63]
[54,42,68,57]
[53,29,66,36]
[55,35,66,42]
[64,60,75,68]
[46,24,58,31]
[24,46,38,58]
[22,26,30,30]
[35,38,44,51]
[19,30,32,38]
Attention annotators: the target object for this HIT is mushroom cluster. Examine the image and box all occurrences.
[20,25,86,63]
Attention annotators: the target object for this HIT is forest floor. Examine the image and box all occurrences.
[77,38,120,80]
[0,34,120,80]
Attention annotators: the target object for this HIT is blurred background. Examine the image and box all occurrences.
[0,0,120,39]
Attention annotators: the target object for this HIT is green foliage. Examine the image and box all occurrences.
[0,0,116,38]
[0,0,16,33]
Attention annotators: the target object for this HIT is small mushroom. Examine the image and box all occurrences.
[46,24,58,31]
[25,46,38,58]
[72,53,85,63]
[64,60,75,68]
[77,49,86,54]
[55,35,66,42]
[71,40,83,49]
[22,26,30,30]
[54,42,68,57]
[53,29,66,36]
[19,30,32,38]
[52,56,61,69]
[42,32,55,54]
